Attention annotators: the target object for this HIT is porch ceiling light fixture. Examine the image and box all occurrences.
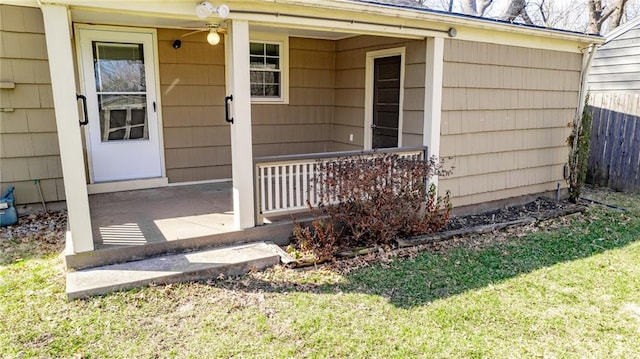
[207,28,221,45]
[176,25,226,46]
[196,2,230,19]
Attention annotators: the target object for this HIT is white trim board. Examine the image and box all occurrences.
[61,0,600,52]
[604,16,640,43]
[167,178,232,187]
[87,177,169,194]
[227,20,256,229]
[41,4,95,253]
[363,47,406,150]
[249,32,290,104]
[423,37,444,189]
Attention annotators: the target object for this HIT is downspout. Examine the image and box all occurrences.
[572,43,598,152]
[566,43,597,195]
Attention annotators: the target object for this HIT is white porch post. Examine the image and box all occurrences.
[423,37,445,188]
[41,5,94,253]
[225,20,255,229]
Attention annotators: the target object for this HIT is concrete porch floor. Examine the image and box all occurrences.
[89,182,235,250]
[66,182,295,269]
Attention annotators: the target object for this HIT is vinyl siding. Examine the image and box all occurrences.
[439,39,581,207]
[252,37,335,158]
[0,4,64,204]
[157,28,230,183]
[590,25,640,93]
[333,35,425,151]
[160,35,336,183]
[1,8,587,210]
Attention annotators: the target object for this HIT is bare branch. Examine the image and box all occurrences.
[538,0,548,25]
[477,0,494,15]
[459,0,495,16]
[521,9,535,24]
[500,0,528,22]
[460,0,479,15]
[588,0,630,34]
[608,0,630,30]
[598,3,621,25]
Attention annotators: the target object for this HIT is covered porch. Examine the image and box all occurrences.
[71,145,428,269]
[90,182,234,251]
[37,0,446,268]
[66,181,294,269]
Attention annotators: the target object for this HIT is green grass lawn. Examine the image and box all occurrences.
[2,188,640,358]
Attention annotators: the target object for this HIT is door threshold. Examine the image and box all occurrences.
[87,177,169,194]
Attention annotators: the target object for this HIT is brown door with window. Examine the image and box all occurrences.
[372,55,401,149]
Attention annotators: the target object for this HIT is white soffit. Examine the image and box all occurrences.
[72,9,360,40]
[249,25,354,40]
[70,9,209,29]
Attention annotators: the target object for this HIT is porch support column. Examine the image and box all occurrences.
[423,37,445,188]
[225,20,255,229]
[41,5,94,253]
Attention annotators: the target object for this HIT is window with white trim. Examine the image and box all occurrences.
[249,35,288,103]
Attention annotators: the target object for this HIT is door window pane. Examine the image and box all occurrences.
[93,42,146,92]
[98,95,148,141]
[93,41,149,142]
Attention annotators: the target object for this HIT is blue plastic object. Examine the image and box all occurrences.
[0,186,18,227]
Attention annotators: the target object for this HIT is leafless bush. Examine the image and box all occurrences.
[291,153,452,261]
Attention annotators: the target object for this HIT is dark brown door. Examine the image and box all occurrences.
[372,55,401,149]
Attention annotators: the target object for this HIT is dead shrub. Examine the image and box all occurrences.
[291,152,452,260]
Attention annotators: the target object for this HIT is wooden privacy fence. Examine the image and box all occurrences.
[254,146,427,222]
[587,92,640,192]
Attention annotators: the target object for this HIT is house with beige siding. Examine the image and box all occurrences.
[0,0,601,268]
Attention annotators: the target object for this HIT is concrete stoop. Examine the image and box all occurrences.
[66,242,289,300]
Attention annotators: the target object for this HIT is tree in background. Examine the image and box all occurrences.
[586,0,630,33]
[460,0,495,15]
[420,0,638,35]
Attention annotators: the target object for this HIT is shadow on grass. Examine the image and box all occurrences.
[224,208,640,308]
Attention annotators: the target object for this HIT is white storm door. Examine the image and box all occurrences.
[78,28,162,183]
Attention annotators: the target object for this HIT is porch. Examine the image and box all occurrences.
[67,181,295,269]
[66,146,427,268]
[36,1,445,266]
[89,182,235,251]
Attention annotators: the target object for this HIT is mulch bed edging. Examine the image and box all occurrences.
[398,205,585,248]
[286,199,587,268]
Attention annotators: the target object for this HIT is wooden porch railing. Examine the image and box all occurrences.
[253,146,428,222]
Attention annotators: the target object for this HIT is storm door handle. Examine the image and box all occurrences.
[76,94,89,126]
[225,95,234,124]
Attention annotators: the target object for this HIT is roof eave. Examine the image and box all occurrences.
[602,16,640,43]
[271,0,604,45]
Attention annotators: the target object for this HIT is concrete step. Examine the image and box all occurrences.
[66,242,288,300]
[65,220,295,270]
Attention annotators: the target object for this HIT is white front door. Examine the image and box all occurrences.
[77,27,162,183]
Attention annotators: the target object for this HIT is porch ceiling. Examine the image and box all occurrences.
[71,9,362,40]
[71,8,356,40]
[70,9,223,30]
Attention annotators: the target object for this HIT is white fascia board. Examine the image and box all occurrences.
[603,16,640,43]
[2,0,39,7]
[235,13,445,39]
[268,0,603,44]
[39,0,602,52]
